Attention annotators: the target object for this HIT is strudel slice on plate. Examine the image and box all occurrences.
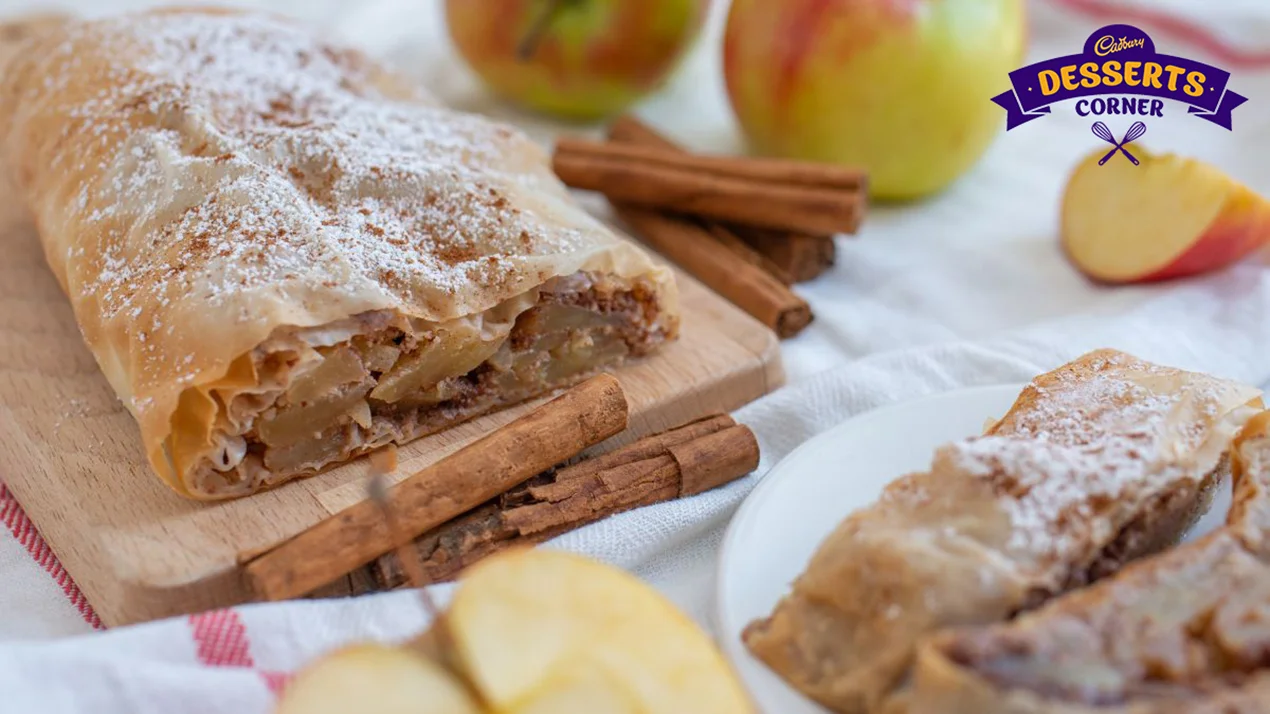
[742,349,1261,714]
[0,9,679,499]
[912,410,1270,714]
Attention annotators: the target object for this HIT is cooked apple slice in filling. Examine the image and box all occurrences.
[546,333,629,384]
[354,339,403,374]
[514,303,622,336]
[257,345,375,466]
[370,327,504,404]
[191,277,675,493]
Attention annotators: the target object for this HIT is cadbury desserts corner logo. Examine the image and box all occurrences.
[993,24,1247,148]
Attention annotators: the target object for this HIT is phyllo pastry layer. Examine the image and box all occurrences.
[0,9,679,498]
[913,411,1270,714]
[744,350,1261,713]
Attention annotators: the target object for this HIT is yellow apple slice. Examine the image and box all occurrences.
[1061,147,1270,283]
[275,644,480,714]
[445,549,754,714]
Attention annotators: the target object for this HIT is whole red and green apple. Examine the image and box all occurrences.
[724,0,1027,200]
[445,0,711,120]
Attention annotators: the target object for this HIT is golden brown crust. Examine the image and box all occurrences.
[0,8,678,498]
[743,349,1262,713]
[910,411,1270,714]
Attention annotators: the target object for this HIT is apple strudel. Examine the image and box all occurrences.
[742,350,1261,713]
[0,9,679,499]
[912,410,1270,713]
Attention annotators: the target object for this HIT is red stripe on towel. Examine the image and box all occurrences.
[0,483,104,629]
[189,609,254,666]
[1,482,291,694]
[188,608,291,695]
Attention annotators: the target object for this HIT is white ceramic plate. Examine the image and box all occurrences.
[714,384,1027,714]
[715,382,1236,713]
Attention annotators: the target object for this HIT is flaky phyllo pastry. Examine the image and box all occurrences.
[0,9,679,499]
[911,411,1270,714]
[744,350,1262,714]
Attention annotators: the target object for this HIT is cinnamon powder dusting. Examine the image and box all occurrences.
[940,354,1229,568]
[17,11,608,383]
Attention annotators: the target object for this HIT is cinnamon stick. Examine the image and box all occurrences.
[607,115,837,283]
[370,415,759,589]
[615,205,813,338]
[705,223,795,286]
[729,223,838,283]
[602,116,794,285]
[557,136,866,191]
[552,138,864,236]
[242,374,629,601]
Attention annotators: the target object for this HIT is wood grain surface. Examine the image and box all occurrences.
[0,162,784,626]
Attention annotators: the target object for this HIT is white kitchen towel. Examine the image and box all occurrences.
[4,0,1270,711]
[4,260,1270,714]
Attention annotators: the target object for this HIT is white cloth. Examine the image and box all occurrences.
[5,0,1270,710]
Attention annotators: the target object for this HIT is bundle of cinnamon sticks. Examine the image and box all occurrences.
[369,412,754,589]
[551,116,868,339]
[241,375,760,599]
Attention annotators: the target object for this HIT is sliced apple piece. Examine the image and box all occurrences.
[445,549,754,714]
[369,329,503,404]
[1061,146,1270,283]
[275,644,480,714]
[275,551,752,714]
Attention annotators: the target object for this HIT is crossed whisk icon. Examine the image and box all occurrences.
[1092,121,1147,166]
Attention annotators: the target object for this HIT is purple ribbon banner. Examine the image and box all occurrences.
[992,34,1247,130]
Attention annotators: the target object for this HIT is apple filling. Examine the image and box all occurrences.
[186,273,674,495]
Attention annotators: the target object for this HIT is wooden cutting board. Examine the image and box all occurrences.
[0,163,783,626]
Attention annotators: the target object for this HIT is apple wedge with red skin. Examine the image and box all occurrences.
[1062,147,1270,284]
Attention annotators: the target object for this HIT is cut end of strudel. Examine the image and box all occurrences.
[742,349,1262,714]
[0,9,679,499]
[910,410,1270,714]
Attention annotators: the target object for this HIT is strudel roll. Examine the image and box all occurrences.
[911,410,1270,713]
[742,350,1261,714]
[0,9,679,499]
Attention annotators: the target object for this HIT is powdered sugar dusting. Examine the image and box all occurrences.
[18,11,602,381]
[941,353,1231,568]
